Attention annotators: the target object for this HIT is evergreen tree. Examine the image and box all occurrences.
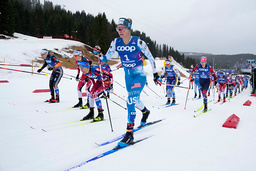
[7,0,187,63]
[0,0,15,35]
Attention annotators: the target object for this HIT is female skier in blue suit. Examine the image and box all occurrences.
[100,17,159,148]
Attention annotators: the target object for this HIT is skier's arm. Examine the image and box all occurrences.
[75,60,80,80]
[95,67,113,82]
[160,67,166,78]
[40,61,47,70]
[100,39,117,63]
[209,66,216,79]
[174,67,181,81]
[138,38,157,73]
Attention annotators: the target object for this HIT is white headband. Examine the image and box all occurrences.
[40,49,48,55]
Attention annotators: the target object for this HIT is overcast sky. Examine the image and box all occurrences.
[42,0,256,55]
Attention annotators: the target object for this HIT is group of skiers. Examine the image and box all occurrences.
[37,17,252,149]
[190,57,250,108]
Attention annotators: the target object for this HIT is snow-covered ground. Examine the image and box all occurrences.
[0,34,256,171]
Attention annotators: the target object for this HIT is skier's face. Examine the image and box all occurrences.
[201,61,206,68]
[41,53,47,59]
[74,55,82,61]
[80,67,90,74]
[116,26,130,38]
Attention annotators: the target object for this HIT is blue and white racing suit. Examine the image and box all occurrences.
[160,65,180,99]
[194,70,201,95]
[101,36,157,124]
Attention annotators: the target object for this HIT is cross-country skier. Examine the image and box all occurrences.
[93,45,113,99]
[78,58,113,122]
[37,49,63,103]
[216,71,228,102]
[99,17,159,148]
[234,75,241,96]
[251,66,256,94]
[242,75,249,90]
[192,56,216,112]
[193,69,201,99]
[72,50,90,108]
[190,74,194,89]
[158,58,180,105]
[226,73,235,98]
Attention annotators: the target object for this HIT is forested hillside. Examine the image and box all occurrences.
[1,0,196,68]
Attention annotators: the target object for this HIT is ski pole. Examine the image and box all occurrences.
[114,80,125,88]
[161,82,189,89]
[184,73,192,110]
[0,63,38,67]
[56,70,76,79]
[108,97,127,110]
[146,84,162,98]
[111,68,119,72]
[0,66,48,76]
[40,71,72,80]
[142,89,149,96]
[98,58,113,132]
[180,77,188,84]
[112,92,126,102]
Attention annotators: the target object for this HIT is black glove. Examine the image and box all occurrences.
[109,84,113,90]
[84,76,89,82]
[177,81,180,86]
[214,80,217,86]
[153,73,159,85]
[48,67,53,71]
[37,68,42,73]
[109,84,114,93]
[76,74,79,81]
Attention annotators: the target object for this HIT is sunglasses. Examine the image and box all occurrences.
[93,48,100,55]
[116,27,126,32]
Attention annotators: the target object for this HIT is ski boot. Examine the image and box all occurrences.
[165,98,170,105]
[92,109,104,122]
[114,123,134,149]
[81,102,89,109]
[73,98,82,108]
[198,94,201,99]
[45,95,54,102]
[194,93,197,98]
[139,107,150,128]
[223,97,226,102]
[208,91,210,96]
[49,95,59,103]
[218,96,221,102]
[80,108,94,121]
[171,98,176,104]
[203,102,208,112]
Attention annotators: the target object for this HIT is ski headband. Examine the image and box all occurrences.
[78,61,90,68]
[165,60,171,65]
[73,50,82,56]
[118,18,132,30]
[200,56,207,62]
[40,49,48,56]
[93,46,101,55]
